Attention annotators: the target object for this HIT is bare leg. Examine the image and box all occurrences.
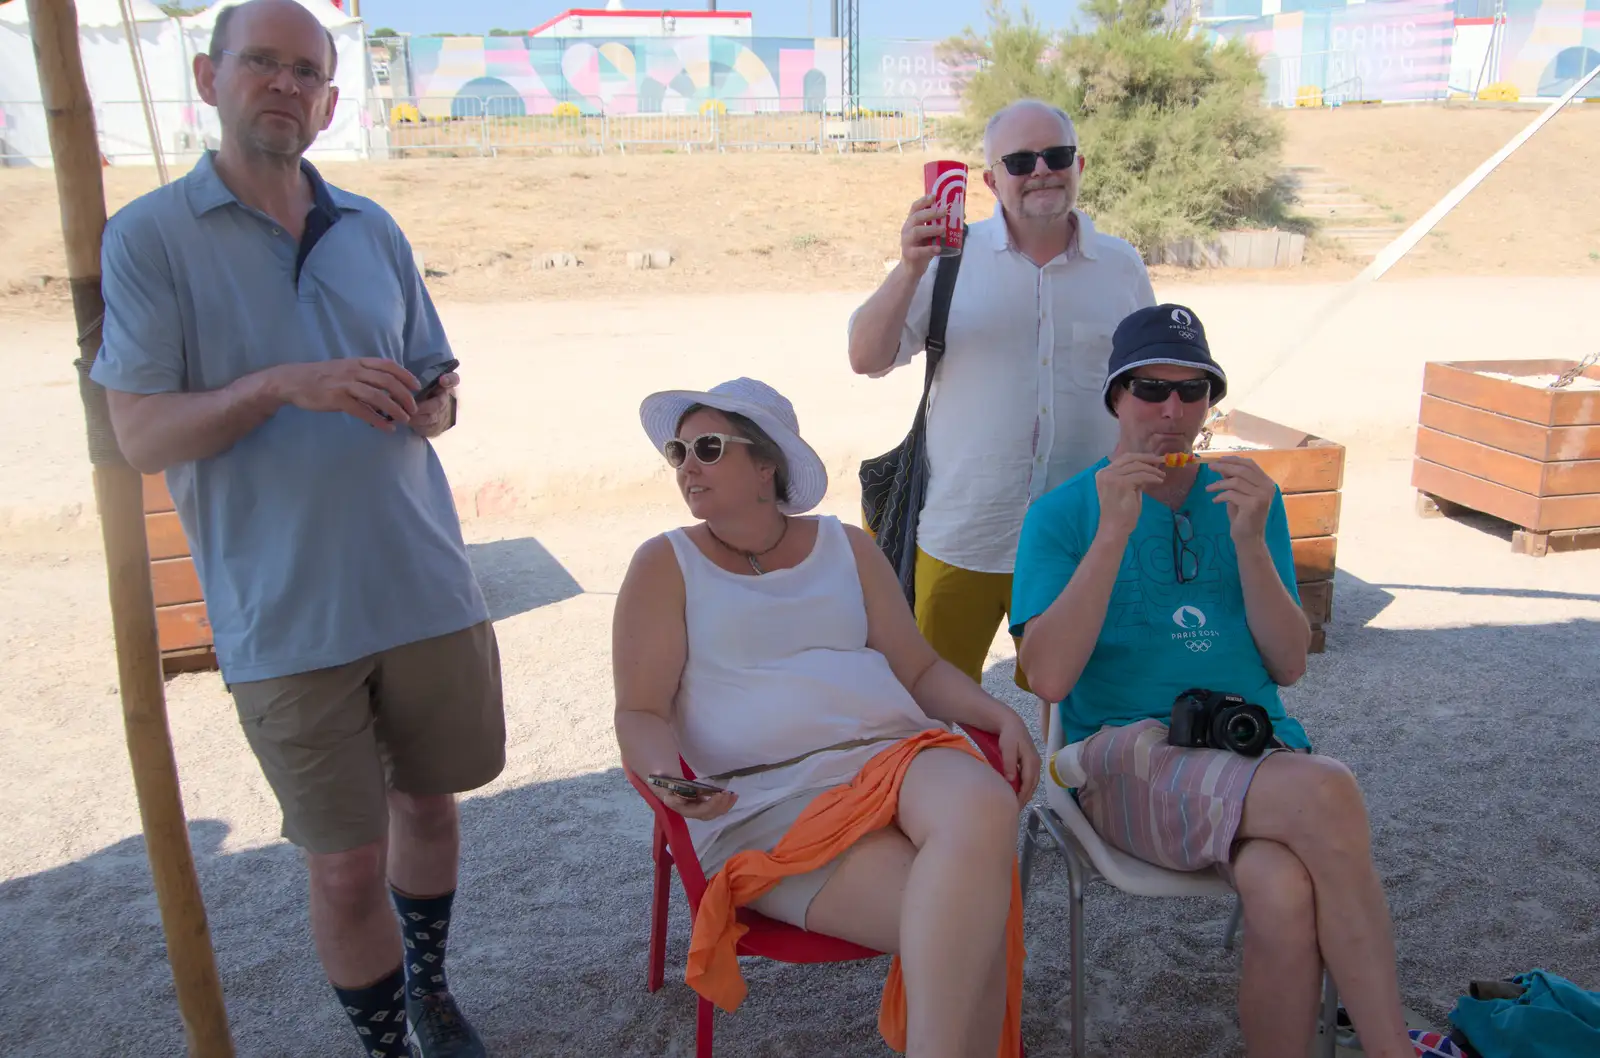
[1232,838,1322,1057]
[803,748,1018,1058]
[803,826,916,954]
[387,791,460,896]
[1239,754,1411,1058]
[307,840,404,988]
[963,928,1010,1057]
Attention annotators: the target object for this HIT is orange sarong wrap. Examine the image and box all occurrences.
[683,729,1025,1057]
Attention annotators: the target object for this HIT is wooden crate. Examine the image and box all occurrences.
[1411,359,1600,556]
[1203,410,1346,653]
[143,474,218,675]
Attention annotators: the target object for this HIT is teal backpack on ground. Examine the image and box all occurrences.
[1449,970,1600,1058]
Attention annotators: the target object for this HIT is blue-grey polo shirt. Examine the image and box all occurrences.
[90,151,489,684]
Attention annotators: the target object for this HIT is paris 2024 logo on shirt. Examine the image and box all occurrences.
[1172,604,1220,652]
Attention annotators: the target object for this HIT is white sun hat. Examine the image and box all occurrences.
[638,377,829,515]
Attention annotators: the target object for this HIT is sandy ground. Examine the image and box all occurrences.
[8,276,1600,531]
[2,460,1598,1057]
[3,105,1599,315]
[4,271,1600,1055]
[4,100,1600,1056]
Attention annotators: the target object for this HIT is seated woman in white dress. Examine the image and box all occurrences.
[612,377,1041,1058]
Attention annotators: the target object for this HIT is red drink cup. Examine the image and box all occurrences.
[923,159,967,256]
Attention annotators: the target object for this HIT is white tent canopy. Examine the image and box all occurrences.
[0,0,170,27]
[1,0,369,168]
[183,0,360,30]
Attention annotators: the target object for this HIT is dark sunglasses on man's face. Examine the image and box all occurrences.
[997,145,1077,177]
[663,432,753,468]
[1124,377,1212,404]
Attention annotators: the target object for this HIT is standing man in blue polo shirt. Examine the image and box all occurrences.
[91,2,501,1055]
[1010,304,1418,1058]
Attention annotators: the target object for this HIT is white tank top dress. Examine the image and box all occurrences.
[665,515,945,873]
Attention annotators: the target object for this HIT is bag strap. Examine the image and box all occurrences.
[917,230,965,414]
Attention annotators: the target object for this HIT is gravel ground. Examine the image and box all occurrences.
[2,278,1599,1056]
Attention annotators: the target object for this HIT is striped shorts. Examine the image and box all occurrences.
[1074,718,1298,883]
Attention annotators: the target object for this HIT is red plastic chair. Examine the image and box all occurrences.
[624,724,1023,1058]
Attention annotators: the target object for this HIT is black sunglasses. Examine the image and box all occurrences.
[1124,377,1212,404]
[997,145,1077,177]
[663,432,752,468]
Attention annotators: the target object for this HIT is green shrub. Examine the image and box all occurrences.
[940,0,1295,257]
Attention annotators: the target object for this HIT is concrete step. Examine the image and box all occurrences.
[1297,205,1390,220]
[1295,191,1372,206]
[1322,225,1404,238]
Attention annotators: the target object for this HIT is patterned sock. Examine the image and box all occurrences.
[332,965,409,1058]
[392,887,456,999]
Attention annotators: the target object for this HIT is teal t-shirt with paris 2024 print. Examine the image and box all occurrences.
[1009,456,1311,749]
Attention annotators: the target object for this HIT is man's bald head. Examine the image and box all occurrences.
[209,0,338,80]
[983,99,1076,166]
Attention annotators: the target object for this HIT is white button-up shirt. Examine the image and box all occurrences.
[852,210,1156,574]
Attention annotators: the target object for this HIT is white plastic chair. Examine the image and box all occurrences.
[1018,707,1340,1058]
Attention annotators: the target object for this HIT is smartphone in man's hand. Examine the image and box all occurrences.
[414,358,460,402]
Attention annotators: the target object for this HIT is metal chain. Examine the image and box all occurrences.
[1194,407,1226,451]
[1550,350,1598,389]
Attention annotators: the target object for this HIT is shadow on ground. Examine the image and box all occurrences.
[3,615,1597,1057]
[466,536,585,621]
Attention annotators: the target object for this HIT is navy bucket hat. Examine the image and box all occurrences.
[1102,303,1228,414]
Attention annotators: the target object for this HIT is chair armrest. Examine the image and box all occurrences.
[625,767,712,910]
[958,724,1021,794]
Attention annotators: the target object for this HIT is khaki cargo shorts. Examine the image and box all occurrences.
[230,620,507,854]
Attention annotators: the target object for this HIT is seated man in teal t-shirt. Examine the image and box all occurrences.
[1010,304,1418,1058]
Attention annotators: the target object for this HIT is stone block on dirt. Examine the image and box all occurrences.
[627,250,675,270]
[538,253,581,270]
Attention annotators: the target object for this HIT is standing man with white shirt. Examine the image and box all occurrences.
[847,98,1157,690]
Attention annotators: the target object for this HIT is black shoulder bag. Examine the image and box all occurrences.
[858,244,964,607]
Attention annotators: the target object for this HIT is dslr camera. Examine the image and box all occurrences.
[1168,688,1274,757]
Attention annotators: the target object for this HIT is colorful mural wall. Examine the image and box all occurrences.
[1206,0,1458,100]
[1202,0,1600,100]
[387,1,1598,121]
[1489,0,1600,97]
[400,35,971,118]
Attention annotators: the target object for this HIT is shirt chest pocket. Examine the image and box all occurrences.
[1066,322,1117,394]
[304,262,409,360]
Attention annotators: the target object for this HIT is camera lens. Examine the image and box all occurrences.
[1224,714,1259,745]
[1213,703,1273,756]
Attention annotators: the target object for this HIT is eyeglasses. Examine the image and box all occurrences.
[1173,512,1199,584]
[1124,377,1212,404]
[663,432,753,468]
[222,50,331,89]
[995,145,1077,177]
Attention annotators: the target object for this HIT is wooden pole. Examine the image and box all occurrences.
[24,1,234,1054]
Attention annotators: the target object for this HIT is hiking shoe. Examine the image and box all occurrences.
[407,991,487,1058]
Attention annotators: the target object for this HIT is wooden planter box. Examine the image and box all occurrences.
[1412,359,1600,556]
[1201,410,1345,653]
[143,474,218,676]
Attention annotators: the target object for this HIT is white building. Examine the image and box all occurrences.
[528,2,753,39]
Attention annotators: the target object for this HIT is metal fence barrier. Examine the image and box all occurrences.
[2,97,367,166]
[1263,51,1362,107]
[3,94,934,164]
[371,95,930,158]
